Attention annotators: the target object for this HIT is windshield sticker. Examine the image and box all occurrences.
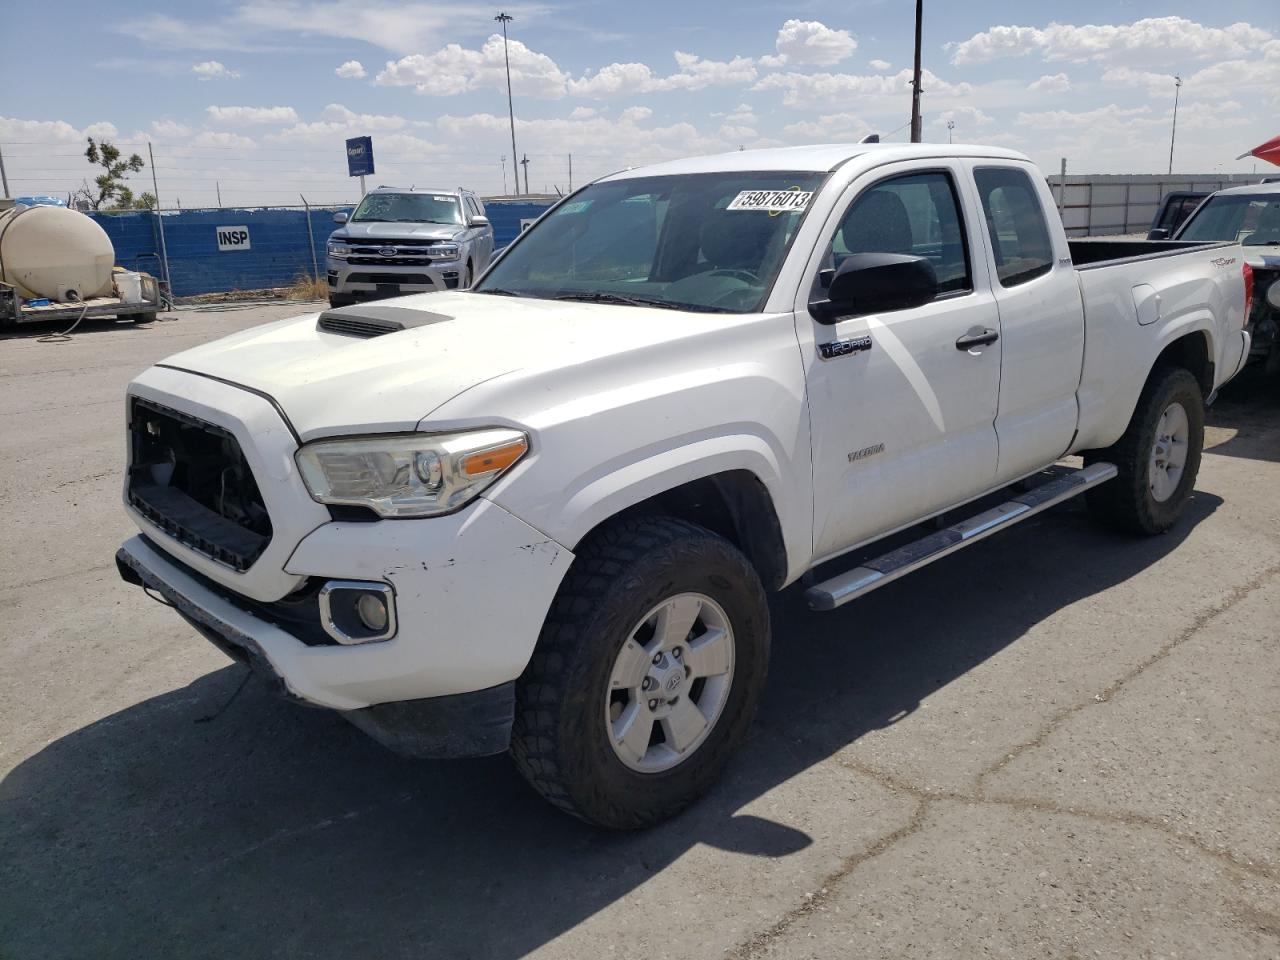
[558,200,591,214]
[433,195,453,202]
[727,188,813,213]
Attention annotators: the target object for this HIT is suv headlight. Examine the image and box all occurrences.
[428,244,460,261]
[296,429,528,518]
[327,241,352,259]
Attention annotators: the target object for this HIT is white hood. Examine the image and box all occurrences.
[159,291,740,440]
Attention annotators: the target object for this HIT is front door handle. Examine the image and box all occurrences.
[956,328,999,350]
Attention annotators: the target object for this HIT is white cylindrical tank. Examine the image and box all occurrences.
[0,205,115,302]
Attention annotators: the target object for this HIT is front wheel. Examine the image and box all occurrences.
[510,516,770,829]
[1085,365,1204,534]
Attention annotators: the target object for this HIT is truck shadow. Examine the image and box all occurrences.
[1205,366,1280,464]
[0,495,1219,959]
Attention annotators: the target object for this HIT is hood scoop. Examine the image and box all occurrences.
[317,303,453,338]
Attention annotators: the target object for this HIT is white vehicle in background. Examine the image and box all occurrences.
[1173,181,1280,378]
[117,143,1250,828]
[325,186,494,307]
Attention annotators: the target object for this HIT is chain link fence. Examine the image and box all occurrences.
[89,199,555,299]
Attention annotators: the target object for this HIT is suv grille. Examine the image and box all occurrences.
[346,239,455,267]
[127,398,273,571]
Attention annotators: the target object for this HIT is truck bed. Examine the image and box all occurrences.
[1067,238,1230,268]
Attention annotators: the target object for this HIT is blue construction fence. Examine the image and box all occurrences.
[90,199,554,298]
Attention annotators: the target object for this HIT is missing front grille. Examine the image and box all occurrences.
[127,398,272,571]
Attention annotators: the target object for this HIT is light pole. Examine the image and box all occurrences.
[909,0,923,142]
[946,119,954,144]
[1167,75,1183,175]
[495,12,520,195]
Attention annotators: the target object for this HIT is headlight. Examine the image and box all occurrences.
[427,244,460,261]
[327,242,352,259]
[295,429,528,518]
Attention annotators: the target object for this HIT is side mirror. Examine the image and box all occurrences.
[469,215,490,228]
[810,253,938,323]
[333,211,349,225]
[1147,227,1170,240]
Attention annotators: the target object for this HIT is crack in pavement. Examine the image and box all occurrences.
[728,562,1280,960]
[972,560,1280,800]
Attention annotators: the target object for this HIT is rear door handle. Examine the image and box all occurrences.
[956,328,999,350]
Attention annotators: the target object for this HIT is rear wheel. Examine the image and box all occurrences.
[1085,365,1204,534]
[510,516,770,829]
[462,262,473,289]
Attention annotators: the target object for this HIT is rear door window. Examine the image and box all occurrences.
[974,167,1054,287]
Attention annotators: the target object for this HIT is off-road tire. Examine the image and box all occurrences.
[327,293,354,309]
[510,516,770,829]
[1085,365,1204,534]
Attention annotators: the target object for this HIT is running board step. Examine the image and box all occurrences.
[806,462,1118,611]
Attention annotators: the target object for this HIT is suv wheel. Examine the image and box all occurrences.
[510,516,770,829]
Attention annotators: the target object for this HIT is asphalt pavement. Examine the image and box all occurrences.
[1,302,1277,959]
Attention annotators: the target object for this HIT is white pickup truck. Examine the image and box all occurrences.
[116,144,1251,828]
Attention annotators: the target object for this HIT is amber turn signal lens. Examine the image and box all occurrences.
[460,437,528,476]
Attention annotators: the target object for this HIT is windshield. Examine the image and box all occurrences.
[1177,193,1280,246]
[474,171,826,313]
[351,192,463,225]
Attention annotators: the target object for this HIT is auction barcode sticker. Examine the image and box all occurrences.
[727,189,813,212]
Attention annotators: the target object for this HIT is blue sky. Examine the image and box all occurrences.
[2,0,1277,206]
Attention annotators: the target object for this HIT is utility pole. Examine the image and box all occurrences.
[568,153,573,192]
[520,154,530,194]
[496,12,520,195]
[909,0,923,142]
[147,142,171,300]
[500,155,508,195]
[1167,75,1183,175]
[216,181,222,206]
[946,119,954,144]
[0,143,9,197]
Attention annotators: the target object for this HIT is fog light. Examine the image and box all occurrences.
[318,581,397,644]
[356,592,389,632]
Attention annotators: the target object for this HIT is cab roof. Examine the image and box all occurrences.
[367,186,467,195]
[601,142,1031,181]
[1210,180,1280,197]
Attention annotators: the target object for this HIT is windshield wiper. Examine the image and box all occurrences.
[550,292,732,313]
[473,287,523,297]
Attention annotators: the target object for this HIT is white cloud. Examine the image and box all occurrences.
[151,119,193,138]
[320,103,407,131]
[1028,73,1071,93]
[951,17,1277,67]
[192,60,240,80]
[782,112,870,142]
[568,106,596,120]
[722,103,758,125]
[335,59,367,79]
[765,19,858,67]
[191,131,257,149]
[620,106,653,123]
[1015,104,1151,130]
[868,59,891,71]
[83,122,120,140]
[377,35,569,98]
[934,106,994,129]
[755,68,970,109]
[567,62,653,98]
[569,52,757,98]
[205,105,300,125]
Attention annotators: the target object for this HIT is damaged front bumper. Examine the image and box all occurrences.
[116,496,574,758]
